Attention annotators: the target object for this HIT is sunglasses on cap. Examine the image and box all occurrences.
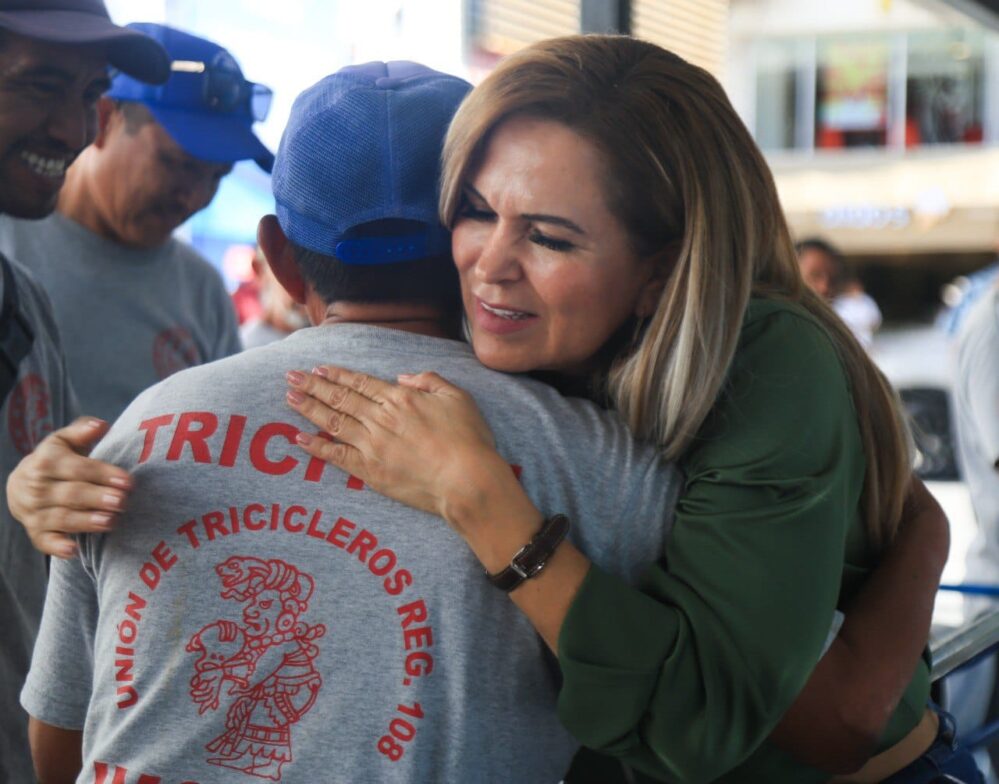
[170,52,272,121]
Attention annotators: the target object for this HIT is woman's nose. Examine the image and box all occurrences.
[474,225,523,284]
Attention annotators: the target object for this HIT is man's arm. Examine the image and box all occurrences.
[770,478,948,772]
[21,549,100,779]
[28,717,82,784]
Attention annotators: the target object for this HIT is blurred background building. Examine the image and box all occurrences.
[105,0,999,322]
[728,0,999,321]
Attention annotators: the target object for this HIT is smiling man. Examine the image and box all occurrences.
[0,2,167,780]
[0,23,274,423]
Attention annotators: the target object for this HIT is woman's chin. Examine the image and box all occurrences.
[470,342,540,374]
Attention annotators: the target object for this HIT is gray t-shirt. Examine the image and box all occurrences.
[0,212,242,423]
[22,324,679,784]
[955,285,999,585]
[0,255,76,784]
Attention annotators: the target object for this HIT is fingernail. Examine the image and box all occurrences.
[287,389,305,405]
[398,373,413,380]
[60,544,78,559]
[86,418,103,429]
[296,432,314,446]
[102,493,123,510]
[286,370,305,386]
[312,366,329,378]
[91,512,112,528]
[108,475,130,489]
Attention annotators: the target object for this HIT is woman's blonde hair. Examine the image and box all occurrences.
[440,35,911,548]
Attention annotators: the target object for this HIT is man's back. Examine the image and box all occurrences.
[955,285,999,585]
[0,212,241,421]
[24,324,678,784]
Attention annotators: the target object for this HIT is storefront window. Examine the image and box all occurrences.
[906,30,985,147]
[815,36,890,149]
[754,39,804,151]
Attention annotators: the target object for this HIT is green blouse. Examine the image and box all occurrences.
[558,297,930,783]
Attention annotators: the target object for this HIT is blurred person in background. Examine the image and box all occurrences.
[950,276,999,780]
[798,237,883,348]
[0,1,167,780]
[240,246,309,348]
[0,22,273,423]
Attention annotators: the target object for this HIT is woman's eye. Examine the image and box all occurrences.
[456,200,494,222]
[529,230,574,253]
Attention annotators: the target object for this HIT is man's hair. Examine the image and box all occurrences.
[289,221,461,314]
[110,99,154,134]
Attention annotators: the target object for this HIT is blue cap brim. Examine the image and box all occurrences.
[147,105,274,173]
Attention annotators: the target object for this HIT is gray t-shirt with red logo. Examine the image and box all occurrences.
[22,324,679,784]
[0,255,76,784]
[0,212,242,423]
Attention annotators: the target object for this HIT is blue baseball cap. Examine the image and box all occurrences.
[107,23,274,172]
[0,1,169,84]
[272,61,471,265]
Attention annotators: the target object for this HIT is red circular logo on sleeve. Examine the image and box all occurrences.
[7,373,54,455]
[153,327,201,380]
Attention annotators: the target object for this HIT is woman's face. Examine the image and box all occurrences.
[452,116,664,375]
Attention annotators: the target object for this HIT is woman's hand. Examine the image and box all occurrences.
[286,364,590,652]
[6,418,132,558]
[285,366,522,533]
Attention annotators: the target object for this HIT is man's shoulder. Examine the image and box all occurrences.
[166,239,227,285]
[0,213,56,260]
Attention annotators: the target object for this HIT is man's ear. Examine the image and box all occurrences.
[93,97,117,149]
[257,215,306,304]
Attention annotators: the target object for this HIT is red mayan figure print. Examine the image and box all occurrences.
[186,556,326,780]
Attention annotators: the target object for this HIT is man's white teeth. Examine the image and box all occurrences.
[20,152,68,178]
[482,302,531,320]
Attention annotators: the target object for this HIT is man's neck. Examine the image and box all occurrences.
[55,157,124,245]
[318,302,457,340]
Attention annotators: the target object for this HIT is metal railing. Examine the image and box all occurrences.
[932,587,999,750]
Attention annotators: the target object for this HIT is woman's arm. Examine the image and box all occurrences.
[770,478,949,773]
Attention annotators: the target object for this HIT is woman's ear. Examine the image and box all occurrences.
[634,246,678,319]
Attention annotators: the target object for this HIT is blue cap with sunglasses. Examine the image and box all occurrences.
[107,23,274,172]
[273,61,471,265]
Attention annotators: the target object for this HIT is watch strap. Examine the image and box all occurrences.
[487,514,570,592]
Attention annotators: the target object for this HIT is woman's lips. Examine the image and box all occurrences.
[474,298,538,335]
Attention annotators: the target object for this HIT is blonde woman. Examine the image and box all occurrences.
[281,37,970,783]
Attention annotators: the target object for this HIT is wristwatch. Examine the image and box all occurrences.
[487,514,571,592]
